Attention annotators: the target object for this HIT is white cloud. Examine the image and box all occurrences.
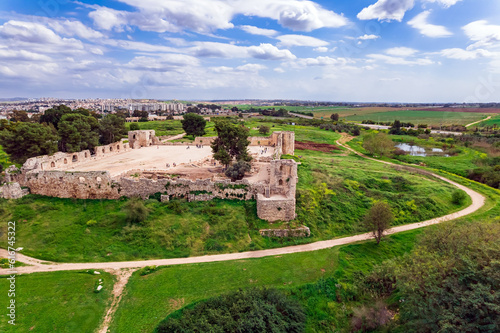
[126,54,200,71]
[357,0,414,22]
[0,49,52,62]
[422,0,462,8]
[47,19,104,40]
[358,34,380,40]
[386,47,418,57]
[88,6,129,32]
[463,20,500,49]
[289,56,349,68]
[247,43,297,60]
[368,54,434,66]
[440,48,493,60]
[90,0,348,34]
[0,20,85,53]
[408,11,452,38]
[239,25,278,37]
[314,46,329,52]
[276,34,329,47]
[236,63,267,72]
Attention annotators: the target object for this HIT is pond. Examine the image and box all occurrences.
[396,143,448,157]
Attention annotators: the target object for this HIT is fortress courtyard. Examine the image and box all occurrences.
[58,145,275,179]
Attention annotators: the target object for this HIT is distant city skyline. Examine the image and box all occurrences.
[0,0,499,102]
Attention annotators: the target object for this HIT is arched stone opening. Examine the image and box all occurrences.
[72,155,78,162]
[279,179,283,186]
[84,152,88,158]
[51,161,55,168]
[133,134,136,139]
[64,158,68,164]
[110,146,113,152]
[117,145,120,150]
[102,148,105,154]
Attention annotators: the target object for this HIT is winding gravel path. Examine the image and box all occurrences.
[0,136,485,275]
[465,115,492,128]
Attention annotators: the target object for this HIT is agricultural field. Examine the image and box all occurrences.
[0,270,113,332]
[344,110,490,126]
[478,114,500,127]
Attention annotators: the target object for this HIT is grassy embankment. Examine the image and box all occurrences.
[0,270,113,332]
[0,125,465,263]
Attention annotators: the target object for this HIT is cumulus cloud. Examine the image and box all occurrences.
[247,43,297,60]
[47,19,104,40]
[89,0,348,34]
[462,20,500,49]
[408,11,452,38]
[314,46,329,52]
[276,34,329,47]
[292,56,348,67]
[0,20,85,53]
[236,63,267,72]
[357,0,414,22]
[386,47,418,57]
[358,34,380,40]
[239,25,278,37]
[440,48,493,60]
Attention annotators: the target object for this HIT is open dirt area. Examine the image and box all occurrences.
[60,145,274,178]
[295,141,341,153]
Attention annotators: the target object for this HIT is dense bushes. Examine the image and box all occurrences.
[156,288,306,333]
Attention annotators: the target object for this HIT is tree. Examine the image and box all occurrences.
[0,122,59,164]
[122,197,149,224]
[363,202,393,244]
[181,113,206,137]
[99,114,127,145]
[211,119,251,168]
[362,132,394,157]
[330,113,339,121]
[258,125,270,135]
[58,113,99,152]
[166,114,174,120]
[129,123,140,131]
[225,160,251,181]
[132,110,149,118]
[9,110,30,122]
[451,189,467,205]
[39,104,72,129]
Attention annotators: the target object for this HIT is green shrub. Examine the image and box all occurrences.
[451,189,467,205]
[138,265,159,276]
[122,197,149,224]
[129,123,140,131]
[155,288,306,333]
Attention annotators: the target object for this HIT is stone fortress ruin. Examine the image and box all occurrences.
[9,130,298,222]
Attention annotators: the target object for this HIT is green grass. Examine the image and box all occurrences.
[478,114,500,127]
[0,270,113,332]
[109,230,420,333]
[345,110,489,126]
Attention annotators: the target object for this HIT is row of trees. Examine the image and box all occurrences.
[0,105,127,163]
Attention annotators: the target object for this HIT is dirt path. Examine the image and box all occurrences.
[465,116,492,127]
[98,269,135,333]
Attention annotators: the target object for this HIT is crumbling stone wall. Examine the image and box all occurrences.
[260,226,310,238]
[22,141,130,173]
[128,130,157,148]
[22,171,120,199]
[0,183,29,199]
[256,195,296,221]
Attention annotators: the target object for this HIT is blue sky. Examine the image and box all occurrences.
[0,0,499,102]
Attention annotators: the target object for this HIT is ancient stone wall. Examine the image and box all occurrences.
[22,171,120,199]
[0,183,28,199]
[22,141,130,173]
[256,195,296,222]
[259,226,310,238]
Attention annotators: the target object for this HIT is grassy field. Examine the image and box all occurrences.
[344,110,489,126]
[109,231,419,333]
[478,114,500,127]
[0,270,113,332]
